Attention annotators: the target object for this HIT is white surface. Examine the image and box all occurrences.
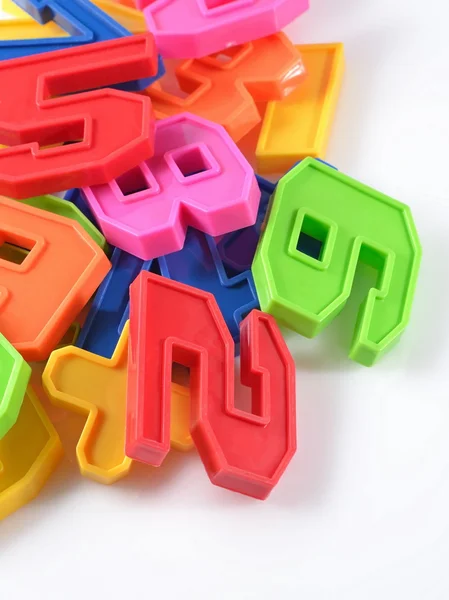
[1,1,449,599]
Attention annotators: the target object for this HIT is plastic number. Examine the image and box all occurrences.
[257,43,345,173]
[44,321,192,485]
[5,0,163,90]
[126,273,296,500]
[0,385,63,521]
[0,197,110,362]
[0,34,156,198]
[140,0,309,59]
[148,33,305,141]
[252,158,422,366]
[83,113,260,260]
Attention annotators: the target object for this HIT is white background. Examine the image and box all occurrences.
[1,1,449,598]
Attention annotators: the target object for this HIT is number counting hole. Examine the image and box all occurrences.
[117,166,151,196]
[297,214,329,261]
[173,146,212,178]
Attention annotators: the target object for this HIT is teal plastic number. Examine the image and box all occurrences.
[252,158,422,366]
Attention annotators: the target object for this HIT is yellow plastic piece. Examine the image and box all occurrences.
[1,0,25,17]
[0,2,67,39]
[42,322,192,485]
[0,385,63,521]
[1,0,146,34]
[256,43,345,174]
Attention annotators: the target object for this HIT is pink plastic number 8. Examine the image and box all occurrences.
[137,0,310,58]
[82,113,260,260]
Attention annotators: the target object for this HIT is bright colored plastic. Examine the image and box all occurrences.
[0,196,110,362]
[0,13,64,40]
[1,0,26,15]
[5,0,163,90]
[159,228,259,348]
[77,227,258,358]
[0,34,156,199]
[43,322,192,484]
[93,0,147,33]
[218,175,274,273]
[22,195,108,251]
[2,0,147,35]
[0,333,31,439]
[252,158,422,366]
[83,113,260,260]
[140,0,309,59]
[126,273,296,500]
[76,247,151,359]
[0,385,63,521]
[147,33,305,142]
[64,188,98,224]
[257,43,345,174]
[218,163,336,273]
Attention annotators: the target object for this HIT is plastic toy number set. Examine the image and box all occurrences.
[0,0,422,518]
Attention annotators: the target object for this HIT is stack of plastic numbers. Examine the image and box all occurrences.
[0,0,422,520]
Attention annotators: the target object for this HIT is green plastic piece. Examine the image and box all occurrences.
[252,158,422,366]
[0,333,31,439]
[21,195,108,252]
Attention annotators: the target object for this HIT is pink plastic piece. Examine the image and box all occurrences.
[83,113,260,260]
[139,0,310,59]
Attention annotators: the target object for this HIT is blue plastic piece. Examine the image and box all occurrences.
[158,229,259,349]
[77,228,259,358]
[64,188,97,225]
[218,175,274,273]
[4,0,164,91]
[76,247,152,358]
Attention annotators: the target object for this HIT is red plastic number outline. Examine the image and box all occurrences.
[0,34,156,198]
[126,272,297,499]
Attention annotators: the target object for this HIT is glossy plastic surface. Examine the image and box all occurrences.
[5,0,163,90]
[3,0,147,34]
[44,322,192,484]
[76,247,151,359]
[64,188,97,224]
[0,333,31,439]
[0,34,156,198]
[78,228,258,358]
[140,0,309,59]
[218,175,274,273]
[0,196,110,362]
[159,228,259,348]
[148,34,305,141]
[252,158,422,366]
[257,43,345,173]
[0,385,63,521]
[83,113,260,260]
[0,11,63,39]
[22,195,107,251]
[126,273,296,500]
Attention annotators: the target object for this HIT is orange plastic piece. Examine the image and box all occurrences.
[94,0,147,33]
[111,0,136,7]
[257,43,345,174]
[147,33,305,142]
[0,385,63,521]
[0,196,110,362]
[42,322,192,485]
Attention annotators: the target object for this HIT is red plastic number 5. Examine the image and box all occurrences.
[126,273,297,500]
[0,34,157,199]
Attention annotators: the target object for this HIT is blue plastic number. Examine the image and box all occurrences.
[75,229,258,358]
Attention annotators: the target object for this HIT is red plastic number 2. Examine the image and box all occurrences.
[0,34,157,198]
[126,273,297,500]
